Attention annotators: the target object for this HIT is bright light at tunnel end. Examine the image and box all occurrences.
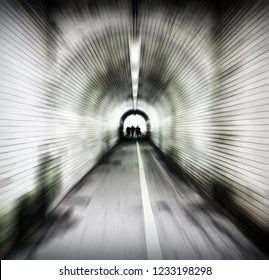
[124,114,146,133]
[129,37,141,110]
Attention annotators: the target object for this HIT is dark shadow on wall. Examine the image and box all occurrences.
[211,179,269,257]
[212,181,233,209]
[15,148,62,246]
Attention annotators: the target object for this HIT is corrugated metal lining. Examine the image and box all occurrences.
[144,0,269,230]
[0,0,269,251]
[0,0,53,211]
[138,0,269,230]
[212,1,269,227]
[0,0,133,225]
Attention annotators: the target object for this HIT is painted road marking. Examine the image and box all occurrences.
[136,141,163,260]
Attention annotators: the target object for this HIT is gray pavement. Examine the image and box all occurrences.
[7,140,266,259]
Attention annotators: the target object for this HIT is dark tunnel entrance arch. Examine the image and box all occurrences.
[119,110,150,140]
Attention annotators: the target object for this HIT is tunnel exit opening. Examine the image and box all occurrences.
[119,109,150,140]
[124,115,146,135]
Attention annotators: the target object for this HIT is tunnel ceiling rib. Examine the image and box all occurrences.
[138,2,215,104]
[53,7,133,116]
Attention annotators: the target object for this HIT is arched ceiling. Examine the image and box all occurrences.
[120,109,149,124]
[46,0,216,124]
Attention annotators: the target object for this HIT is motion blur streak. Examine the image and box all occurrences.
[0,0,268,259]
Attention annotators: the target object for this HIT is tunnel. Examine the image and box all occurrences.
[0,0,269,260]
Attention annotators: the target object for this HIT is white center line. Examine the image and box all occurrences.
[136,141,163,260]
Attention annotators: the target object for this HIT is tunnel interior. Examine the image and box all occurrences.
[0,0,269,258]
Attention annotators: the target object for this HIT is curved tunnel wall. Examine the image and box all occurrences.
[137,0,269,232]
[0,0,125,251]
[0,0,269,254]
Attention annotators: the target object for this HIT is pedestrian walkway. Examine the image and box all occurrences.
[6,141,266,259]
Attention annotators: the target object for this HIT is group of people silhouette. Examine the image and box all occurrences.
[126,125,141,137]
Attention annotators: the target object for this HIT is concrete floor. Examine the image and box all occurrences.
[7,140,266,259]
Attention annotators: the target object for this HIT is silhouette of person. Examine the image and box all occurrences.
[136,125,141,137]
[131,125,135,137]
[126,126,131,137]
